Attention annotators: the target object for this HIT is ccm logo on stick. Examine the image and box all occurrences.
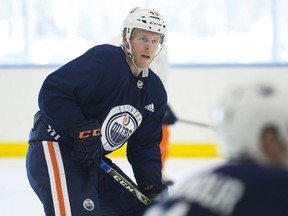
[79,129,101,138]
[113,176,134,192]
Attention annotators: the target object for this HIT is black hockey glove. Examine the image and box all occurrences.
[142,183,169,202]
[163,105,177,125]
[69,120,103,168]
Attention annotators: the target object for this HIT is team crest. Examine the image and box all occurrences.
[83,199,94,211]
[101,105,142,151]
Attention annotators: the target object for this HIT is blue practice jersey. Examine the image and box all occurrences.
[146,161,288,216]
[38,44,167,188]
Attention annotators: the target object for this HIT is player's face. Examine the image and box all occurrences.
[130,29,161,69]
[261,127,288,167]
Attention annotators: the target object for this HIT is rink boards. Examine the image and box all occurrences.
[0,142,218,157]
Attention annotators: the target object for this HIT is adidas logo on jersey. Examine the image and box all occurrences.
[145,103,154,112]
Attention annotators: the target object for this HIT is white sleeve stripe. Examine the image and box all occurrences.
[42,141,72,216]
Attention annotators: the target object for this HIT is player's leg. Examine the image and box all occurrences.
[160,125,170,169]
[26,140,101,215]
[160,125,174,185]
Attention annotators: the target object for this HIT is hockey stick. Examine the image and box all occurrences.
[178,118,212,128]
[100,160,152,206]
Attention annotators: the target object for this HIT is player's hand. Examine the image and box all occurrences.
[69,120,103,168]
[142,184,169,202]
[163,105,177,125]
[122,184,168,216]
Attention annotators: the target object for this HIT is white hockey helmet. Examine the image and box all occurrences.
[211,81,288,162]
[123,7,166,43]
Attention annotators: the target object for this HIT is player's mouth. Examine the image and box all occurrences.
[141,54,150,59]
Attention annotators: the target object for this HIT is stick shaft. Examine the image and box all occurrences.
[178,119,211,128]
[100,160,152,206]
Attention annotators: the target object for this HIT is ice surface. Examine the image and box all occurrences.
[0,157,224,216]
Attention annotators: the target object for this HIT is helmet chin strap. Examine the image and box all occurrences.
[124,40,144,70]
[128,52,143,71]
[123,39,162,74]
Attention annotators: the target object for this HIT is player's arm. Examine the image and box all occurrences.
[38,48,102,137]
[127,100,168,199]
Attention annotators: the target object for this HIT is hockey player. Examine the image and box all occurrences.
[26,7,168,216]
[144,81,288,216]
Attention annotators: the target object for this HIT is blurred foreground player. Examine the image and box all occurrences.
[26,7,168,216]
[144,81,288,216]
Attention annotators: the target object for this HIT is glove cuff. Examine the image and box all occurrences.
[70,120,101,140]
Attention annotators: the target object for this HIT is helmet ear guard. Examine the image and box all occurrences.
[211,81,288,162]
[122,32,130,48]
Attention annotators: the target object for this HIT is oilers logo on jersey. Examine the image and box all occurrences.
[83,199,94,211]
[101,105,142,151]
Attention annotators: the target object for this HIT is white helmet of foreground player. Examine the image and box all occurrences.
[211,81,288,163]
[122,7,167,69]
